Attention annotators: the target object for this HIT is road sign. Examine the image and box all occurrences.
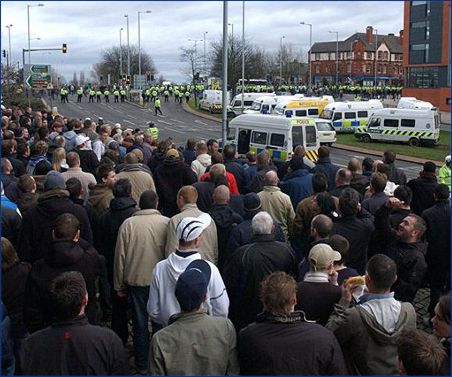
[133,74,147,90]
[24,64,52,89]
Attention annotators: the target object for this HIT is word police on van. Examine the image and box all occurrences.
[354,107,440,146]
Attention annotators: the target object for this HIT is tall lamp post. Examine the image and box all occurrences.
[328,30,339,85]
[203,31,208,77]
[124,14,130,81]
[119,27,123,78]
[138,10,151,90]
[241,0,245,112]
[228,23,234,53]
[279,35,286,84]
[6,24,13,97]
[300,22,312,93]
[349,39,357,83]
[27,3,44,65]
[374,28,378,87]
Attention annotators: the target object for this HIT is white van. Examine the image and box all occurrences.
[314,118,337,146]
[273,97,332,118]
[244,94,307,115]
[198,90,230,113]
[320,100,384,132]
[228,92,275,116]
[227,114,320,162]
[354,107,440,146]
[397,97,434,110]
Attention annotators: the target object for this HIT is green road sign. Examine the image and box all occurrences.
[24,64,52,89]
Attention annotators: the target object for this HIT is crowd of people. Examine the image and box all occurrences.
[1,102,451,375]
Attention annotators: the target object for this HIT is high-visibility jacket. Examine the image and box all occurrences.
[76,89,83,95]
[89,90,96,96]
[120,90,126,96]
[113,90,120,96]
[96,90,102,96]
[147,126,159,140]
[154,98,161,108]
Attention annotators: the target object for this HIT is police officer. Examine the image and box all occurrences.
[113,88,120,103]
[185,90,190,103]
[120,88,126,103]
[89,88,96,103]
[76,87,83,103]
[96,89,102,103]
[60,87,66,103]
[178,91,184,104]
[104,89,110,103]
[145,87,151,102]
[147,121,159,142]
[163,88,169,102]
[154,97,162,115]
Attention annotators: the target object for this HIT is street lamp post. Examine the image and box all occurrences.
[228,23,234,52]
[328,30,339,85]
[203,31,208,77]
[6,24,12,97]
[119,27,123,79]
[27,3,44,65]
[124,14,130,82]
[374,28,378,87]
[279,35,286,84]
[300,22,312,93]
[349,39,357,83]
[138,10,151,90]
[241,0,245,112]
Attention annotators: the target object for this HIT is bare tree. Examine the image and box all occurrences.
[180,46,202,104]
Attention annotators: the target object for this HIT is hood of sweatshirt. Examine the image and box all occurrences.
[195,153,211,168]
[165,251,201,284]
[87,184,112,207]
[109,196,137,212]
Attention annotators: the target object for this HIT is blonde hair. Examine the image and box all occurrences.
[52,147,67,172]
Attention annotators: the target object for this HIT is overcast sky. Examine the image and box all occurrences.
[1,1,404,83]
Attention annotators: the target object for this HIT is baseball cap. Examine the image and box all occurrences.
[44,171,66,191]
[166,148,179,159]
[243,193,262,212]
[445,155,451,163]
[176,213,212,242]
[114,123,122,129]
[75,135,90,147]
[308,244,341,270]
[175,259,211,311]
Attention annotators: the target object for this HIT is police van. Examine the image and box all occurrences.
[273,97,333,118]
[354,107,440,146]
[228,92,275,116]
[226,114,319,162]
[243,94,306,115]
[397,97,434,110]
[320,100,383,132]
[198,90,230,113]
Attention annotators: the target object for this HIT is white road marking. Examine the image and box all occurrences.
[127,114,138,119]
[156,119,172,125]
[170,129,186,134]
[123,120,135,125]
[171,119,184,123]
[194,120,208,126]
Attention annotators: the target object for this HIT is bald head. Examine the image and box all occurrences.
[347,158,361,174]
[213,185,230,204]
[264,170,279,186]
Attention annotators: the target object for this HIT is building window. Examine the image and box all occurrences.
[411,0,426,5]
[383,51,389,61]
[315,65,320,74]
[378,51,383,60]
[366,64,371,73]
[406,66,439,88]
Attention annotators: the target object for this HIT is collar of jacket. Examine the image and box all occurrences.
[168,308,208,325]
[256,310,315,324]
[316,156,331,164]
[181,203,198,212]
[133,208,161,217]
[38,188,69,202]
[251,233,276,243]
[419,171,437,181]
[263,186,281,192]
[51,314,89,328]
[358,292,394,304]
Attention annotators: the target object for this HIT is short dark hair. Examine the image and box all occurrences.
[435,183,450,200]
[376,163,391,179]
[260,271,297,316]
[65,177,82,199]
[315,192,336,216]
[311,214,333,238]
[408,214,427,238]
[53,213,80,240]
[112,178,132,198]
[396,329,447,375]
[366,254,397,290]
[370,172,387,193]
[362,157,374,172]
[318,146,330,158]
[312,172,328,193]
[437,294,450,326]
[338,188,360,217]
[289,156,304,171]
[222,144,235,159]
[423,161,436,173]
[50,271,86,321]
[96,163,114,183]
[2,237,19,271]
[393,185,412,205]
[139,190,158,210]
[18,175,35,193]
[329,234,350,264]
[207,139,218,148]
[246,151,256,163]
[383,150,396,164]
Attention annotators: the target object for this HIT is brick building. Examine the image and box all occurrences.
[310,26,403,86]
[402,1,450,112]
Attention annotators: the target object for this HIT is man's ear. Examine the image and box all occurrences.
[73,229,81,242]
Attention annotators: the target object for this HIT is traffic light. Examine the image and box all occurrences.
[126,75,130,85]
[122,74,126,81]
[2,50,5,58]
[62,43,67,53]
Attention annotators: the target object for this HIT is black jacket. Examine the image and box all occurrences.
[18,189,93,263]
[311,157,340,191]
[97,196,137,280]
[350,173,370,197]
[24,239,104,334]
[223,234,297,331]
[18,315,129,375]
[387,163,407,185]
[1,174,21,203]
[239,311,347,375]
[407,172,438,215]
[193,181,215,213]
[76,149,100,176]
[7,155,26,178]
[1,202,22,249]
[224,158,249,194]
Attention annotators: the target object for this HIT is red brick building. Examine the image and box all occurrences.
[402,1,450,112]
[310,26,403,85]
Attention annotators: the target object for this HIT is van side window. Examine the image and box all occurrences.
[270,133,285,147]
[368,118,380,127]
[295,109,307,116]
[401,119,416,127]
[344,112,356,119]
[384,119,399,128]
[357,111,368,118]
[251,131,267,145]
[308,108,319,116]
[333,112,342,121]
[305,126,317,147]
[292,127,304,149]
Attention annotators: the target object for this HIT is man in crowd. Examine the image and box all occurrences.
[407,161,438,215]
[239,271,347,375]
[87,164,116,218]
[280,156,313,210]
[310,146,340,191]
[62,152,96,204]
[383,150,407,185]
[326,254,417,375]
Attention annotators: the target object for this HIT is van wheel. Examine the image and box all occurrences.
[408,137,420,147]
[362,135,371,143]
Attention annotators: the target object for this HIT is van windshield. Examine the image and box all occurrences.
[305,126,317,147]
[274,107,285,115]
[292,126,303,148]
[320,109,333,120]
[250,102,261,111]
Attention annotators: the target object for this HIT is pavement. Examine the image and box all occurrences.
[181,101,445,166]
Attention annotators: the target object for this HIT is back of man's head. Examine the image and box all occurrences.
[18,174,36,194]
[329,234,350,264]
[383,150,396,164]
[393,185,412,205]
[289,156,304,171]
[50,271,87,322]
[139,190,158,210]
[423,161,436,174]
[318,146,330,158]
[347,158,361,174]
[435,183,450,201]
[209,163,226,180]
[312,172,328,193]
[376,163,391,180]
[260,271,297,317]
[252,211,274,235]
[335,168,352,186]
[396,329,447,375]
[66,151,80,168]
[366,254,397,291]
[311,214,333,239]
[196,141,208,155]
[263,170,279,186]
[408,214,427,239]
[293,145,306,157]
[246,151,256,163]
[256,150,270,167]
[223,144,235,159]
[65,177,82,199]
[338,188,360,217]
[213,185,230,205]
[53,213,80,241]
[370,172,387,193]
[125,152,139,164]
[112,178,132,198]
[177,185,198,205]
[362,157,374,172]
[210,152,224,164]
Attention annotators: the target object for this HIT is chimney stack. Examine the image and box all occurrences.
[366,26,373,43]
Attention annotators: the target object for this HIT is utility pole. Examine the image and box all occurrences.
[374,28,378,88]
[241,0,245,113]
[300,22,312,93]
[125,14,130,81]
[203,31,208,77]
[119,27,123,78]
[279,35,286,84]
[222,1,229,146]
[138,10,151,90]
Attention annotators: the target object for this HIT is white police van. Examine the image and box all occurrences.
[354,107,440,146]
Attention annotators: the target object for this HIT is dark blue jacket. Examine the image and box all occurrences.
[280,169,313,209]
[310,157,340,191]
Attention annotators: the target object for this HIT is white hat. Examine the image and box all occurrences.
[445,155,451,163]
[176,213,212,242]
[308,244,341,270]
[114,123,122,129]
[75,135,90,147]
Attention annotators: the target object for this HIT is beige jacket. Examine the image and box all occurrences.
[258,186,295,237]
[165,203,218,264]
[116,170,156,208]
[114,209,169,290]
[62,167,97,204]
